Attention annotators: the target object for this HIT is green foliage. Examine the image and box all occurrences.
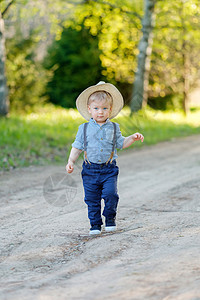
[69,0,143,84]
[148,94,183,111]
[6,31,49,112]
[60,0,143,105]
[43,24,103,108]
[149,0,200,102]
[2,0,200,113]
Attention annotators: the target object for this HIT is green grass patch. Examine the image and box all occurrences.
[1,104,200,170]
[115,107,200,146]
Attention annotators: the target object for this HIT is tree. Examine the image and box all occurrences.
[0,9,9,116]
[130,0,155,113]
[6,30,49,112]
[67,0,143,104]
[0,0,78,115]
[44,24,103,108]
[149,0,200,114]
[1,0,144,112]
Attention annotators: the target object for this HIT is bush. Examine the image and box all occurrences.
[43,24,104,108]
[6,32,48,113]
[148,94,183,111]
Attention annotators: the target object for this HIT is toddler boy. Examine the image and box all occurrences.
[66,81,144,235]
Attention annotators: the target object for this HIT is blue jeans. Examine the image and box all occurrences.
[81,160,119,226]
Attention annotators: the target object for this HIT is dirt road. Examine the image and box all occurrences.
[0,135,200,300]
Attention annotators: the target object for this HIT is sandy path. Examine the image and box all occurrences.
[0,135,200,300]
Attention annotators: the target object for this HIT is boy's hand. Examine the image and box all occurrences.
[132,133,144,142]
[66,161,74,173]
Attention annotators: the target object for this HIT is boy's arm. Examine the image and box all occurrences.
[122,133,144,149]
[66,147,82,173]
[66,123,84,173]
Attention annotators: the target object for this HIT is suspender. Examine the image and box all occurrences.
[107,122,116,164]
[83,122,90,164]
[84,122,117,165]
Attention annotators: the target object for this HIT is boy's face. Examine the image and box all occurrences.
[88,99,112,124]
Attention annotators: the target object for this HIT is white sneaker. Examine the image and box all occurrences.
[105,218,116,232]
[89,229,101,235]
[89,225,101,235]
[105,226,116,232]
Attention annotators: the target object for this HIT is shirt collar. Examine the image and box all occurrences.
[90,118,110,125]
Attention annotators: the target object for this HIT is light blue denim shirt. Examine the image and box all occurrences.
[72,118,125,164]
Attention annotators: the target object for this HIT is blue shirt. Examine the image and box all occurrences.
[72,118,125,164]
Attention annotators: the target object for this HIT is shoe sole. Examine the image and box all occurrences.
[105,226,116,232]
[89,230,101,235]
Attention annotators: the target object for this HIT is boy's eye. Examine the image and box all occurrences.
[103,108,108,110]
[94,107,98,110]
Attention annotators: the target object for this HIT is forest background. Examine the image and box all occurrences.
[0,0,200,170]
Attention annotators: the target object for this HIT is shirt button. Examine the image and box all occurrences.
[101,149,103,152]
[98,160,101,162]
[101,138,103,140]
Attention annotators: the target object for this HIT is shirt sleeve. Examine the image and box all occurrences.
[71,123,84,150]
[115,123,125,150]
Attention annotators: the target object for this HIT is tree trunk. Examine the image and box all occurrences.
[182,42,190,115]
[130,0,155,113]
[180,1,189,116]
[0,12,9,116]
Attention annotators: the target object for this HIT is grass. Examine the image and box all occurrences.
[1,104,200,171]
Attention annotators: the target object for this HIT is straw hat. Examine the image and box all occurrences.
[76,81,124,121]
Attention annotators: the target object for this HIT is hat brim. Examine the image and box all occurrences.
[76,83,124,121]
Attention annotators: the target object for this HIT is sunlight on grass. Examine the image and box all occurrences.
[1,104,200,170]
[114,106,200,146]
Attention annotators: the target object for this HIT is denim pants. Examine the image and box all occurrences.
[81,160,119,226]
